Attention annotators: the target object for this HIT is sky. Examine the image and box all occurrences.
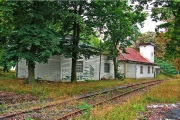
[138,2,166,34]
[139,15,165,33]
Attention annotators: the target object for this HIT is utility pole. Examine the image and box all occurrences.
[99,27,102,80]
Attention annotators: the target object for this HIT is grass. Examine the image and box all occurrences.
[0,70,16,80]
[1,71,179,119]
[78,79,180,120]
[0,71,162,100]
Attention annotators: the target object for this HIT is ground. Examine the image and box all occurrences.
[0,91,38,104]
[137,103,180,119]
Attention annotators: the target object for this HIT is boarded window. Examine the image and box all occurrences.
[104,63,110,73]
[152,67,154,73]
[140,66,143,74]
[148,66,150,74]
[76,61,83,72]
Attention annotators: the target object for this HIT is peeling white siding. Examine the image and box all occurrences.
[34,56,61,81]
[17,55,115,81]
[61,55,114,81]
[136,64,154,78]
[118,62,154,79]
[17,60,28,78]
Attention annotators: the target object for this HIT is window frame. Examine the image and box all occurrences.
[104,63,110,73]
[76,61,83,73]
[140,66,143,74]
[148,66,150,74]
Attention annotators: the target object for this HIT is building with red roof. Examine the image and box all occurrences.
[17,43,156,81]
[118,43,155,79]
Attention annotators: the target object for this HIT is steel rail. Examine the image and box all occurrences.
[56,80,163,120]
[0,80,163,119]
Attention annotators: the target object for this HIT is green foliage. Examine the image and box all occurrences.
[78,102,92,116]
[97,1,147,79]
[9,25,60,63]
[0,44,15,73]
[133,104,145,111]
[150,1,180,60]
[116,71,124,81]
[0,1,61,83]
[137,32,156,44]
[89,35,100,48]
[145,96,164,103]
[154,57,177,76]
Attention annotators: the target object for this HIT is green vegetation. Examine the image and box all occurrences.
[78,79,180,120]
[155,57,178,76]
[0,71,159,100]
[0,70,16,80]
[0,1,151,83]
[0,71,179,119]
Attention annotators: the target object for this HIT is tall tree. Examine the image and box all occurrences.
[92,1,146,79]
[0,1,60,84]
[149,1,180,72]
[150,1,180,59]
[57,1,105,82]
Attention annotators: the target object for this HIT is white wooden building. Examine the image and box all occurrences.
[118,43,155,79]
[17,43,156,81]
[17,55,114,81]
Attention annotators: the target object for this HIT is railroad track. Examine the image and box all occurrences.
[0,80,163,120]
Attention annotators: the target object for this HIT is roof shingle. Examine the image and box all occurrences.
[117,48,152,64]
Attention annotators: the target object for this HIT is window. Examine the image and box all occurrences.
[140,66,143,74]
[148,66,150,74]
[76,61,83,72]
[152,67,154,73]
[104,63,110,73]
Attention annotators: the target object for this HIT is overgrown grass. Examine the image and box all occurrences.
[0,79,151,100]
[0,71,160,100]
[79,79,180,120]
[0,72,179,119]
[0,71,16,80]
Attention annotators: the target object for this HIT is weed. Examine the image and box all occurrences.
[78,102,92,115]
[25,118,34,120]
[82,79,180,120]
[145,96,163,103]
[0,104,6,114]
[88,88,94,93]
[133,104,145,111]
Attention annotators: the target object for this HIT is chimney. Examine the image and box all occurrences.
[139,43,155,63]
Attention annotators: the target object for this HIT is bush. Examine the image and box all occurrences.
[116,72,124,81]
[155,57,177,76]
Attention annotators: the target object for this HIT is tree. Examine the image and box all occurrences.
[93,1,146,79]
[150,1,180,60]
[136,32,156,44]
[148,1,180,72]
[0,1,60,84]
[57,1,113,82]
[155,57,177,76]
[89,35,100,48]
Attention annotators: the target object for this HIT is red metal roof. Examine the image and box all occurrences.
[117,48,152,64]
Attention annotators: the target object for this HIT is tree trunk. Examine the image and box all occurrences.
[71,55,77,83]
[113,57,117,79]
[28,61,35,84]
[71,19,78,82]
[70,3,82,83]
[3,63,8,73]
[112,40,118,79]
